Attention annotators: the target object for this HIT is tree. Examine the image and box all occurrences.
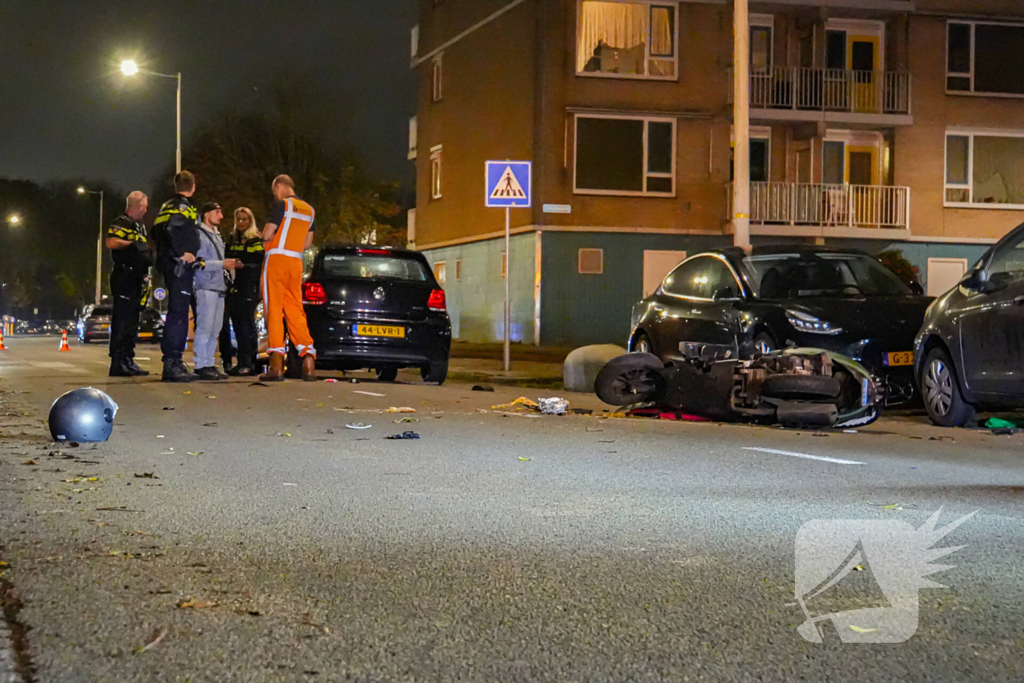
[164,110,403,246]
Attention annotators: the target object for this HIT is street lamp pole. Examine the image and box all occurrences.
[732,0,751,249]
[121,61,182,172]
[78,188,104,305]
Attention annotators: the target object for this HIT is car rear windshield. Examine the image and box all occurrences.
[319,254,431,282]
[742,253,911,298]
[91,307,113,316]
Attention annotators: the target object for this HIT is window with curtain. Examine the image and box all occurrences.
[577,1,677,79]
[945,132,1024,207]
[574,115,675,196]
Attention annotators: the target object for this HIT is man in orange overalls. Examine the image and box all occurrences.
[260,174,317,382]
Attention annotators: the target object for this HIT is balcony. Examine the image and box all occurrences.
[730,182,910,233]
[739,67,913,125]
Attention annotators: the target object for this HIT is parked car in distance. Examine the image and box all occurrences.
[275,245,452,383]
[137,308,164,343]
[14,320,40,335]
[915,221,1024,426]
[41,320,63,335]
[78,305,112,343]
[628,246,933,405]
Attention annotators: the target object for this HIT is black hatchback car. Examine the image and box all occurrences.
[915,222,1024,426]
[629,246,933,404]
[290,245,452,383]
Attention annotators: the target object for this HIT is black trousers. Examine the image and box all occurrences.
[160,266,194,364]
[109,267,145,365]
[219,292,259,368]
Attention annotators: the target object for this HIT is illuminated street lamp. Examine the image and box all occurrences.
[119,59,182,173]
[78,187,104,306]
[6,214,20,226]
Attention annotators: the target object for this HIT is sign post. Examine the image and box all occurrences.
[486,160,532,372]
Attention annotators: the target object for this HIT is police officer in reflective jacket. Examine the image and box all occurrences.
[107,191,154,377]
[219,206,265,375]
[155,171,202,382]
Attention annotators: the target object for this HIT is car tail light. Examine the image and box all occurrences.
[303,282,327,305]
[357,248,391,256]
[427,289,447,311]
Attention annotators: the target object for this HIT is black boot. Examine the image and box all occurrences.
[195,367,223,381]
[109,360,133,377]
[125,360,150,377]
[162,360,194,383]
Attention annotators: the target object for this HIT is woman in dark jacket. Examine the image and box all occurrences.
[219,207,266,375]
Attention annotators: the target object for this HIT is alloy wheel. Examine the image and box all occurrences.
[923,358,953,417]
[612,368,656,398]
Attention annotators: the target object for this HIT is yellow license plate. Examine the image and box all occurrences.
[99,324,110,330]
[886,351,913,367]
[354,324,405,338]
[138,332,153,338]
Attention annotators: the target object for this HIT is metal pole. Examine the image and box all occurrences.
[175,73,182,173]
[732,0,751,249]
[95,191,104,305]
[504,206,511,372]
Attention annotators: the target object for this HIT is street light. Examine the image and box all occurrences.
[78,187,104,306]
[119,59,182,173]
[6,214,20,226]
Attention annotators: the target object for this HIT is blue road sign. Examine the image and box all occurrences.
[486,161,532,208]
[153,287,167,301]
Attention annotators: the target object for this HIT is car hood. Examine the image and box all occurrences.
[785,296,933,346]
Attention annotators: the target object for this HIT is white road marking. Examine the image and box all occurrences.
[742,447,864,466]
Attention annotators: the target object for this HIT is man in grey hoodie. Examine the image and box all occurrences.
[194,202,239,380]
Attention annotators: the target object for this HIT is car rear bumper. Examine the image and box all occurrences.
[307,311,451,369]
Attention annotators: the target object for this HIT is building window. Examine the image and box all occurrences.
[432,54,443,102]
[730,126,771,183]
[576,1,678,80]
[408,116,418,160]
[433,261,447,285]
[411,25,419,59]
[578,248,604,274]
[455,259,462,281]
[947,21,1024,96]
[574,115,675,196]
[945,131,1024,208]
[430,146,443,199]
[750,15,773,72]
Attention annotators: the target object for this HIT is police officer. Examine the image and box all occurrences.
[155,171,202,382]
[219,206,265,375]
[107,191,154,377]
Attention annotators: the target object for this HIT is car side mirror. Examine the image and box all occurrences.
[908,281,924,295]
[963,269,994,293]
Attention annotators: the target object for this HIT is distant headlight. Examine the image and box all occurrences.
[786,309,843,335]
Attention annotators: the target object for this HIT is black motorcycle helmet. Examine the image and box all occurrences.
[48,388,119,443]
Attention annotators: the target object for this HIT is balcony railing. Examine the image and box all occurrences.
[730,182,910,230]
[744,67,911,116]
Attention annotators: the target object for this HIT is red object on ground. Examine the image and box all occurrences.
[627,407,710,422]
[58,330,70,351]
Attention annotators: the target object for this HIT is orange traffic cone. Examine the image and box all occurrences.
[58,330,71,352]
[0,327,6,351]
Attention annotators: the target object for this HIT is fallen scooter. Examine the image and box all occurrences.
[594,345,881,429]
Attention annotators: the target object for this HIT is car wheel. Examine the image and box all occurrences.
[421,360,448,385]
[631,332,653,355]
[921,348,975,427]
[761,374,841,400]
[753,332,776,355]
[594,353,665,406]
[376,367,399,383]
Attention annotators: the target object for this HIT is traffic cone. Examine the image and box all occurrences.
[58,330,71,352]
[0,327,6,351]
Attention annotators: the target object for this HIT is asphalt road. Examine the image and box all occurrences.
[0,337,1022,682]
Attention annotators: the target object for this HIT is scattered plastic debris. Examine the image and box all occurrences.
[176,599,219,609]
[518,457,531,462]
[572,408,593,415]
[843,429,858,434]
[849,625,877,634]
[133,473,158,479]
[136,627,168,654]
[283,482,298,487]
[492,397,540,412]
[345,423,372,430]
[539,398,569,415]
[985,417,1017,429]
[385,406,416,413]
[354,390,385,397]
[386,431,421,440]
[275,432,292,438]
[182,391,192,395]
[203,422,218,428]
[163,407,175,411]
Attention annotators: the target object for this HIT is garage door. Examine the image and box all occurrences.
[927,258,968,297]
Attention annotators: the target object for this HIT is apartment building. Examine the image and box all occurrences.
[409,0,1024,346]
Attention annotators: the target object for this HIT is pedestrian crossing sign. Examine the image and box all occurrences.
[486,161,532,208]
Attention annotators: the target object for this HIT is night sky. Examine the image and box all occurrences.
[0,0,418,192]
